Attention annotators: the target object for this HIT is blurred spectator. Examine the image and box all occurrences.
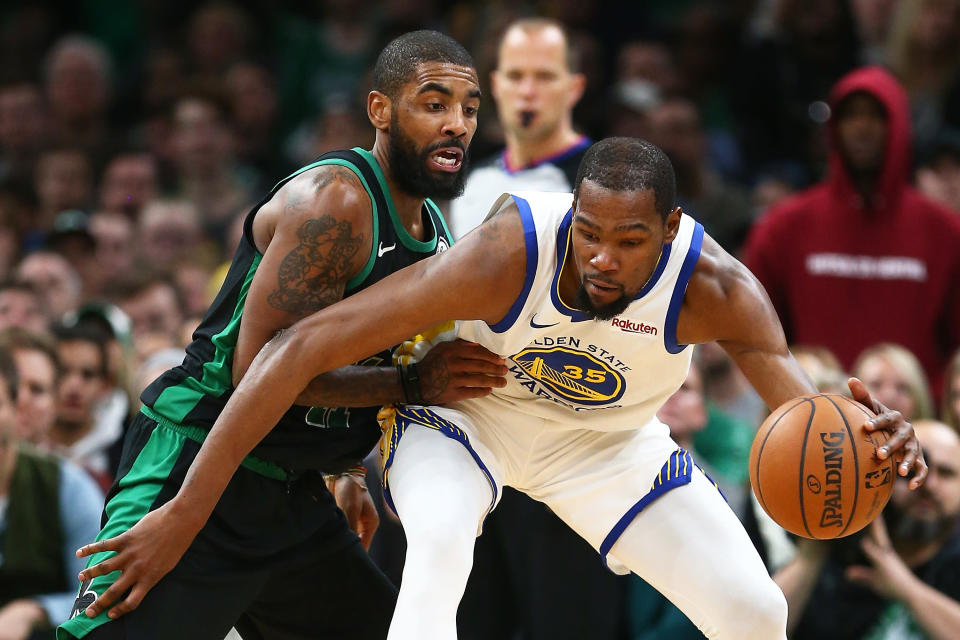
[49,324,122,491]
[98,151,158,218]
[449,18,588,239]
[671,4,745,179]
[750,174,796,219]
[853,343,936,422]
[887,0,960,157]
[776,419,960,639]
[129,347,184,400]
[0,328,59,446]
[186,2,254,85]
[943,348,960,431]
[0,82,48,183]
[645,96,752,254]
[696,340,766,427]
[851,0,902,64]
[0,345,104,640]
[916,131,960,213]
[0,282,48,335]
[606,43,663,139]
[110,268,186,359]
[225,60,285,180]
[88,211,135,297]
[0,179,40,257]
[15,251,82,322]
[744,67,960,401]
[46,210,98,298]
[33,148,94,231]
[275,0,378,136]
[791,345,849,396]
[42,35,114,162]
[172,257,217,319]
[136,199,206,269]
[735,0,860,176]
[169,92,252,245]
[285,102,373,168]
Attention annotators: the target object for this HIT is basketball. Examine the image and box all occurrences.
[749,393,897,539]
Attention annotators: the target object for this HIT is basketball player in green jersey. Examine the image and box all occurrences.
[59,31,507,640]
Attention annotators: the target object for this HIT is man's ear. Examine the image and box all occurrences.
[368,91,390,131]
[490,70,501,102]
[567,72,586,109]
[664,207,682,243]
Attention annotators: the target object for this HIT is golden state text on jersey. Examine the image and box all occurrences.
[511,340,627,407]
[456,191,705,431]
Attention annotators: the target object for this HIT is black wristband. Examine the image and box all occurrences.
[406,362,424,404]
[396,363,424,405]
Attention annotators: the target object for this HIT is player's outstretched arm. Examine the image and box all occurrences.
[73,196,528,619]
[679,234,927,486]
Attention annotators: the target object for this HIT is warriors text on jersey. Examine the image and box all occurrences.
[141,148,453,472]
[457,191,704,431]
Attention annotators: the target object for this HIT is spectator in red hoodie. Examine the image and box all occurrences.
[744,66,960,399]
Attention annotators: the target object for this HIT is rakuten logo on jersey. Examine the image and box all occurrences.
[611,317,658,335]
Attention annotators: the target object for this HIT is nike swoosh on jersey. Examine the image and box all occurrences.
[529,314,560,329]
[378,242,396,257]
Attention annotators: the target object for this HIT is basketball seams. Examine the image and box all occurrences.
[753,396,811,518]
[797,398,817,538]
[820,394,860,537]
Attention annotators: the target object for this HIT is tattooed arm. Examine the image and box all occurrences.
[233,165,505,410]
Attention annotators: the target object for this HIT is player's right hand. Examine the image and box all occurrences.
[417,339,508,404]
[74,500,200,620]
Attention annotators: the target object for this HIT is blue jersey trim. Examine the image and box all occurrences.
[499,136,592,176]
[664,221,704,354]
[382,407,499,521]
[489,195,539,333]
[599,448,693,569]
[634,243,672,300]
[598,448,725,570]
[550,209,592,322]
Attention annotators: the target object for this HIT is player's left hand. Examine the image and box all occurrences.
[848,377,927,489]
[325,473,379,550]
[845,516,917,600]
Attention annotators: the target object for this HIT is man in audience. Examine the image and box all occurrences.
[49,324,122,490]
[776,419,960,639]
[0,345,103,640]
[744,66,960,397]
[0,328,60,446]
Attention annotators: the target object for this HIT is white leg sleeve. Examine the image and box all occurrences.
[609,470,788,640]
[386,424,494,640]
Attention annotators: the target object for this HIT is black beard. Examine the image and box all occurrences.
[575,284,632,321]
[884,495,957,546]
[387,116,468,200]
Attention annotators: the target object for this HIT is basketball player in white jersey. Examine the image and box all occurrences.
[77,138,927,639]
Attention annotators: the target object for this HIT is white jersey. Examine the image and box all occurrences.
[458,191,704,431]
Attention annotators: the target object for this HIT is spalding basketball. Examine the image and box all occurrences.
[749,394,896,539]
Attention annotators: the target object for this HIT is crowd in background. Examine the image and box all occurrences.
[1,0,960,638]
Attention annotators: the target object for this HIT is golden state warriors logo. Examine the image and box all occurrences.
[512,346,625,406]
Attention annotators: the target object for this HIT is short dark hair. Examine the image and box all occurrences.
[52,323,110,378]
[0,345,18,403]
[574,137,677,221]
[372,30,475,99]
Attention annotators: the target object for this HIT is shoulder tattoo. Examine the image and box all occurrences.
[267,216,364,314]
